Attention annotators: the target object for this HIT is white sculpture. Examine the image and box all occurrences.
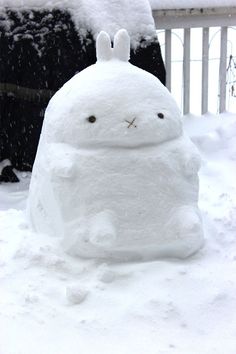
[28,29,204,261]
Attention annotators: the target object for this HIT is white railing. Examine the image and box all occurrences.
[152,7,236,114]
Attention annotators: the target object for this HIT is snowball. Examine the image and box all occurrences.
[99,270,115,284]
[66,285,88,305]
[97,266,116,284]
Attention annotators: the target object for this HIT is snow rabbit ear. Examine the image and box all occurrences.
[113,29,130,62]
[96,31,112,61]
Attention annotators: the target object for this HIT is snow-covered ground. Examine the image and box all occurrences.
[0,112,236,354]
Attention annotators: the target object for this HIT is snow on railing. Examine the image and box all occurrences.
[152,7,236,114]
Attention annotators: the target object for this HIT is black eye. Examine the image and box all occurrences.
[157,113,164,119]
[87,115,96,123]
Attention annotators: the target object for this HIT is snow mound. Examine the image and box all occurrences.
[27,29,204,261]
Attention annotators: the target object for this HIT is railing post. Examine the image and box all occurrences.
[219,26,228,113]
[201,27,209,115]
[183,28,191,115]
[165,29,172,91]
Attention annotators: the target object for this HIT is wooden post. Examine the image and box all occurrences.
[165,29,172,91]
[219,26,228,113]
[201,28,209,115]
[183,28,191,115]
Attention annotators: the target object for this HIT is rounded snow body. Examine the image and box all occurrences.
[28,30,204,261]
[43,60,182,148]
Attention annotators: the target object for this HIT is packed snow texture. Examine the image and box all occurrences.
[1,112,236,354]
[27,29,204,261]
[0,0,156,48]
[149,0,236,9]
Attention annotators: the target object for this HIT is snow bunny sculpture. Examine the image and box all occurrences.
[28,29,204,261]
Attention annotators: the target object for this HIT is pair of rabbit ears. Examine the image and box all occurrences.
[96,29,130,62]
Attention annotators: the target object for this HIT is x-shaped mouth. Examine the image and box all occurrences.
[125,118,137,128]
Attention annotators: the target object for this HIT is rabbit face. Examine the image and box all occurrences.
[43,30,183,148]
